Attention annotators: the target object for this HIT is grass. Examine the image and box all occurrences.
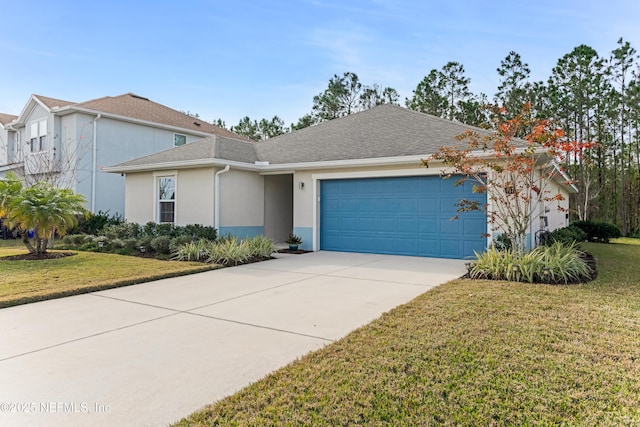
[174,240,640,426]
[0,239,218,308]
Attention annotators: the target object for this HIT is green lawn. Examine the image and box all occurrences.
[0,239,217,308]
[175,240,640,426]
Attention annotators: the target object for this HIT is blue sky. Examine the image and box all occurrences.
[2,0,639,127]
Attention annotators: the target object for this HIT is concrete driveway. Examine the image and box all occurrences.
[0,251,465,426]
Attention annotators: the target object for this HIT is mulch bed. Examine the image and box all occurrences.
[277,249,313,255]
[2,251,77,261]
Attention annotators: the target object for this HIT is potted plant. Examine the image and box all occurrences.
[285,233,302,252]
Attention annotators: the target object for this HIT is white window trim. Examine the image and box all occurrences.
[153,170,178,224]
[29,119,47,153]
[173,133,187,147]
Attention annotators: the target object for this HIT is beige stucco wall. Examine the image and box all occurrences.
[176,168,215,226]
[124,172,154,224]
[219,169,264,228]
[124,168,215,226]
[545,179,570,232]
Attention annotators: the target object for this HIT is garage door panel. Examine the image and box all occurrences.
[378,199,397,213]
[440,218,460,234]
[397,218,418,233]
[398,198,419,215]
[440,239,462,257]
[321,176,486,259]
[463,218,486,235]
[341,217,358,232]
[419,219,437,233]
[359,199,377,212]
[378,218,396,233]
[358,217,377,232]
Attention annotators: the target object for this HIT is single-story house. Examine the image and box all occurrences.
[104,105,573,259]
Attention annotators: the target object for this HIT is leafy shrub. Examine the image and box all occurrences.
[469,242,591,284]
[246,235,276,258]
[492,233,512,251]
[547,225,587,246]
[137,235,154,252]
[122,238,140,252]
[150,235,172,254]
[93,235,109,245]
[70,210,122,235]
[180,224,218,241]
[83,234,97,243]
[207,237,252,266]
[143,222,158,237]
[116,247,133,256]
[78,242,98,252]
[103,222,141,240]
[172,240,209,261]
[170,235,195,254]
[63,234,86,246]
[156,223,175,237]
[110,238,125,249]
[572,220,622,243]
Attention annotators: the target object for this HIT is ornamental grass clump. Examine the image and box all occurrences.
[469,242,592,284]
[206,237,252,267]
[246,235,277,259]
[172,240,209,262]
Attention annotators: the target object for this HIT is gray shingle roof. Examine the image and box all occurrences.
[108,105,501,170]
[113,135,258,168]
[256,104,491,163]
[0,113,18,126]
[34,95,76,109]
[76,93,246,139]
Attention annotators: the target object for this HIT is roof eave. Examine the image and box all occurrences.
[102,158,261,174]
[52,105,217,138]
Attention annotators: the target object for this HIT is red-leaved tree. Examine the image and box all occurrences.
[423,105,594,254]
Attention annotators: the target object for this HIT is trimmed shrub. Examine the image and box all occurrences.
[170,236,195,254]
[63,234,86,246]
[547,225,587,246]
[110,238,125,249]
[103,222,141,240]
[150,235,172,255]
[572,220,622,243]
[180,224,218,241]
[137,235,154,252]
[122,238,140,252]
[70,210,122,235]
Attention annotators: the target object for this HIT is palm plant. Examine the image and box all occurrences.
[3,178,88,254]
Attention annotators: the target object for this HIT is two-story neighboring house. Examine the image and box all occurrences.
[0,113,19,168]
[0,93,241,216]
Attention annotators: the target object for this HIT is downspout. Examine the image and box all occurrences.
[91,114,101,212]
[214,165,230,230]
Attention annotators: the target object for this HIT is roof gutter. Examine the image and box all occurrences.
[214,165,230,230]
[101,147,552,175]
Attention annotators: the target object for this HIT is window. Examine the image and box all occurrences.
[158,176,176,223]
[29,119,47,152]
[174,133,186,147]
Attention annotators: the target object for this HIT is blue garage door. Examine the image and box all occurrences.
[320,176,487,259]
